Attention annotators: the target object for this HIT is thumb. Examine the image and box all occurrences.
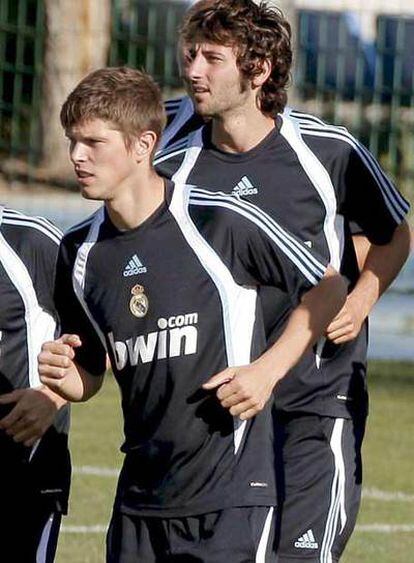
[202,369,234,390]
[58,334,82,348]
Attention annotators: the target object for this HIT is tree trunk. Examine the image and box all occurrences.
[40,0,111,180]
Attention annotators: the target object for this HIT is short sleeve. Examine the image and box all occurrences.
[339,143,410,244]
[55,238,107,376]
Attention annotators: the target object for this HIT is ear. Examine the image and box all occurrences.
[251,58,272,88]
[133,130,158,160]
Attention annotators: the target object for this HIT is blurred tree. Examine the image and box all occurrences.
[41,0,111,180]
[266,0,297,103]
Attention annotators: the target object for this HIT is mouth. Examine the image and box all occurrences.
[75,169,95,185]
[189,84,210,98]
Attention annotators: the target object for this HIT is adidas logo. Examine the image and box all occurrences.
[231,176,259,197]
[123,254,147,277]
[294,529,318,550]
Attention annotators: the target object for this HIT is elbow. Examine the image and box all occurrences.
[397,220,412,261]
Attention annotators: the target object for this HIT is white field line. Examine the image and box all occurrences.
[73,467,414,504]
[60,523,414,534]
[362,487,414,502]
[73,465,119,477]
[62,525,107,534]
[66,468,414,535]
[356,524,414,533]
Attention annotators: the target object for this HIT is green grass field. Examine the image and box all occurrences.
[56,360,414,562]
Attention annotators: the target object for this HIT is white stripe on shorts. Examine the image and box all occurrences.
[256,507,274,563]
[320,418,347,563]
[36,513,56,563]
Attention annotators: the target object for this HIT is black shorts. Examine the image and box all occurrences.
[0,433,67,562]
[107,506,276,562]
[0,505,62,562]
[274,414,366,563]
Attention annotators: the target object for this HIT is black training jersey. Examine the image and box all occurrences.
[155,97,410,419]
[56,181,327,517]
[0,206,71,511]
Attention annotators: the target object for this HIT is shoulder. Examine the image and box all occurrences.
[164,96,189,119]
[0,207,62,248]
[282,107,358,160]
[160,95,205,152]
[63,208,104,245]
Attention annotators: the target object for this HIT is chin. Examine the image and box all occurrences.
[192,102,213,119]
[80,186,105,201]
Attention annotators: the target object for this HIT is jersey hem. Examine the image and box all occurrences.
[118,497,277,518]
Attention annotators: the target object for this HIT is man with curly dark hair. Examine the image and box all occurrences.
[156,1,411,561]
[179,0,292,118]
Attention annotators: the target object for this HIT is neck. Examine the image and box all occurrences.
[211,108,275,153]
[106,169,165,230]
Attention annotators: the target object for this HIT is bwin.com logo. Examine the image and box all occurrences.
[123,254,147,276]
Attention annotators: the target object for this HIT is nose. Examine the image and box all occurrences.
[183,52,205,82]
[70,141,87,164]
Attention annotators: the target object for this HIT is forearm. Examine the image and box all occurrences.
[253,266,346,383]
[41,362,103,402]
[350,221,411,318]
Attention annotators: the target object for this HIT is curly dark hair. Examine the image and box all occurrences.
[179,0,292,117]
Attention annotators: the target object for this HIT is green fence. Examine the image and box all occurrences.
[0,0,413,203]
[0,0,44,163]
[109,0,187,92]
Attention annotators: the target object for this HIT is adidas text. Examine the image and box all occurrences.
[295,530,318,550]
[123,254,147,276]
[232,186,258,196]
[232,176,258,197]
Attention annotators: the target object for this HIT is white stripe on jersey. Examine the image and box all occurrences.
[289,114,409,223]
[154,137,191,165]
[281,109,342,270]
[298,122,409,217]
[156,137,189,158]
[169,129,204,185]
[2,208,63,241]
[72,208,108,350]
[189,188,326,285]
[65,209,103,235]
[288,109,335,128]
[320,418,347,563]
[281,109,344,367]
[160,96,195,151]
[164,96,185,113]
[2,211,62,246]
[0,206,58,391]
[170,183,259,454]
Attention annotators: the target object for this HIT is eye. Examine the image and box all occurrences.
[88,139,103,146]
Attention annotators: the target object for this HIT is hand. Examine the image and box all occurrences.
[38,334,82,393]
[0,387,66,447]
[325,295,365,344]
[202,364,276,421]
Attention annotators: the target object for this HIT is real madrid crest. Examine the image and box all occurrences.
[129,284,149,318]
